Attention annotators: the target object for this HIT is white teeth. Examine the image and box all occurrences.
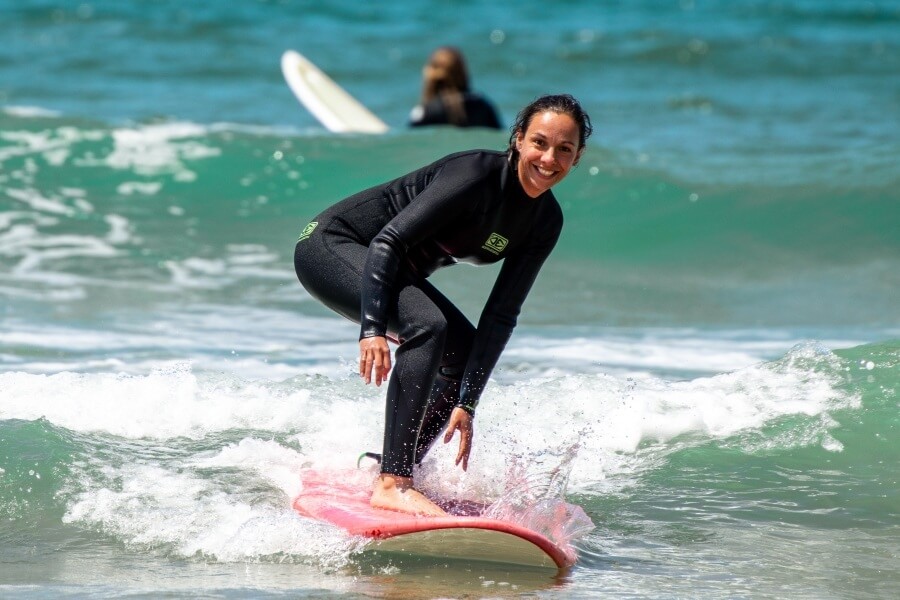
[536,166,555,177]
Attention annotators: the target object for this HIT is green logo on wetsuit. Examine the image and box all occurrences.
[297,221,318,242]
[482,232,509,255]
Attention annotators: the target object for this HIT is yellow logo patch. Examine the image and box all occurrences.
[297,221,318,242]
[482,232,509,255]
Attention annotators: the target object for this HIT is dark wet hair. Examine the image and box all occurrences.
[507,94,593,163]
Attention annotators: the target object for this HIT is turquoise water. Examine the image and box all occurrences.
[2,1,898,598]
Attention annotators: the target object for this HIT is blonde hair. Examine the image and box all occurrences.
[420,47,471,125]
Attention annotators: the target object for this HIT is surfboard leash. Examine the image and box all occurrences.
[356,452,382,468]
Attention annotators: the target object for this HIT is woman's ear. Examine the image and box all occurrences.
[515,130,524,152]
[574,147,584,166]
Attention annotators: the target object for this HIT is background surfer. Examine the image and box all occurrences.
[294,94,592,516]
[409,46,503,129]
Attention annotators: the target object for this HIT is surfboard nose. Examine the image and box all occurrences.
[281,50,390,134]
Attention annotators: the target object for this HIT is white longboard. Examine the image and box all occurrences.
[280,50,389,134]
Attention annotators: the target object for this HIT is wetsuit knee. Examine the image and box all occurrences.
[395,306,449,352]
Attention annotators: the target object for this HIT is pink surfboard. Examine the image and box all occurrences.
[293,468,581,569]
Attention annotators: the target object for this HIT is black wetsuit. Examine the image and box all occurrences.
[294,150,562,477]
[409,93,503,130]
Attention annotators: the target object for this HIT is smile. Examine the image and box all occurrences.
[534,164,557,178]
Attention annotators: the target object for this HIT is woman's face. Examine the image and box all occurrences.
[515,110,582,198]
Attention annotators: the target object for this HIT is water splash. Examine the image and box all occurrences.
[481,437,594,547]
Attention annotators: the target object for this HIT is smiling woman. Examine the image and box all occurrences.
[293,94,593,517]
[510,95,593,197]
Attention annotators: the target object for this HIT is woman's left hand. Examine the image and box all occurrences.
[443,407,473,471]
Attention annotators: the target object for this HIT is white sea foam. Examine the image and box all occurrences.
[104,214,133,244]
[0,304,359,379]
[0,339,856,563]
[0,184,132,285]
[4,345,851,475]
[5,231,119,274]
[161,246,286,290]
[2,105,62,118]
[62,460,360,565]
[5,187,76,216]
[0,119,219,191]
[105,122,220,177]
[505,329,868,378]
[0,124,100,164]
[116,181,163,195]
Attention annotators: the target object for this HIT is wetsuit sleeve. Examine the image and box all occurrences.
[456,204,563,414]
[359,158,490,339]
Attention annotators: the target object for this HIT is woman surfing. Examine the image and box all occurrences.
[294,94,593,516]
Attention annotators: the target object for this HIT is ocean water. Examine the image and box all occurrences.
[1,0,898,598]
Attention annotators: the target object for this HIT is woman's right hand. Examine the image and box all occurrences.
[359,336,392,386]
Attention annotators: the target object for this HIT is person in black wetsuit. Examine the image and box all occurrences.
[408,47,502,130]
[294,94,592,516]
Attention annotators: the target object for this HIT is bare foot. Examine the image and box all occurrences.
[370,474,446,517]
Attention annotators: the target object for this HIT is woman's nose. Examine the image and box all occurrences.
[541,148,558,164]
